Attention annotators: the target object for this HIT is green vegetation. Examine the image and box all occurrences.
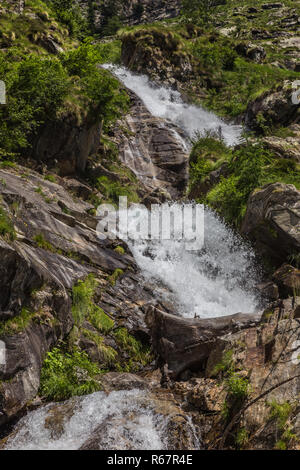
[109,268,124,286]
[45,0,88,38]
[0,2,128,159]
[96,175,140,206]
[189,137,300,226]
[34,233,58,253]
[268,400,298,450]
[89,306,115,334]
[214,349,251,422]
[235,428,249,449]
[71,274,97,326]
[0,206,16,241]
[224,373,251,400]
[95,40,122,64]
[70,274,151,373]
[39,346,101,401]
[114,327,153,371]
[82,328,117,367]
[198,50,298,118]
[114,246,125,255]
[72,275,114,332]
[181,0,216,27]
[0,308,34,337]
[44,174,57,183]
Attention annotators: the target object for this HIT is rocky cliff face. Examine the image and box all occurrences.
[78,0,182,30]
[0,164,161,427]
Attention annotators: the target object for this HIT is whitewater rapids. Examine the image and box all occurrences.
[103,64,243,146]
[102,65,261,318]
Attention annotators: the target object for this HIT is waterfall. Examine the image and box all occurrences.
[103,65,261,318]
[103,64,243,146]
[117,204,261,318]
[5,390,201,450]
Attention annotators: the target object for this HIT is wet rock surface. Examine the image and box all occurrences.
[0,164,163,426]
[3,373,202,450]
[146,306,263,381]
[241,182,300,266]
[112,90,189,197]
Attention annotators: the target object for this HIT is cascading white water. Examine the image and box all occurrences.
[120,205,260,318]
[103,65,261,318]
[5,390,200,450]
[103,64,243,146]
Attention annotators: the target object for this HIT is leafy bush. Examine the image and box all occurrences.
[62,42,129,128]
[204,56,298,118]
[190,139,300,226]
[71,274,97,326]
[96,40,122,64]
[46,0,88,38]
[101,16,123,37]
[225,373,250,400]
[0,53,69,152]
[39,346,101,401]
[0,206,16,241]
[114,327,152,370]
[181,0,216,27]
[192,38,237,70]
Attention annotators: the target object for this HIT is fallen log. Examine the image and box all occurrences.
[145,306,262,380]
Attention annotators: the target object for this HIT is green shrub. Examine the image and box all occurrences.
[89,306,115,334]
[113,327,152,369]
[62,42,129,129]
[0,53,69,152]
[96,40,122,64]
[71,274,97,326]
[0,206,16,241]
[268,400,292,430]
[192,39,237,70]
[235,428,249,449]
[225,373,250,400]
[39,346,101,401]
[200,141,300,226]
[46,0,88,38]
[101,16,123,37]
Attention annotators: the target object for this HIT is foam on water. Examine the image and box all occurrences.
[120,205,260,319]
[101,65,260,318]
[103,64,243,146]
[5,390,200,450]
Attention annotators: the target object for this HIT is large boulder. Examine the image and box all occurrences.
[262,128,300,163]
[145,306,262,381]
[31,113,102,175]
[245,81,300,132]
[121,29,194,86]
[241,183,300,266]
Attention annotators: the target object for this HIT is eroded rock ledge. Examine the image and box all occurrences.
[146,306,263,380]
